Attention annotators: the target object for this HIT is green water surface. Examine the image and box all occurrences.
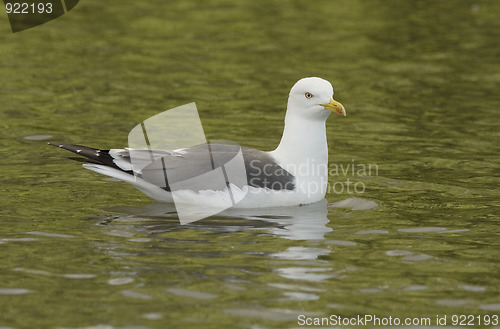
[1,1,499,328]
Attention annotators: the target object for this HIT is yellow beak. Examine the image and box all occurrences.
[322,98,346,116]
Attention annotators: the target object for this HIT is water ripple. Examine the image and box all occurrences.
[166,288,217,300]
[0,288,31,295]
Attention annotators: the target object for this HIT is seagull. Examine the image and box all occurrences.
[49,77,346,208]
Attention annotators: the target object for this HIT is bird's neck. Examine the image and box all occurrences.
[271,114,329,170]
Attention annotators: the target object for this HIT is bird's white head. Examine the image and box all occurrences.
[287,77,346,121]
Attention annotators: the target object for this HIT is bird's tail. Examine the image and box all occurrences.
[47,142,124,171]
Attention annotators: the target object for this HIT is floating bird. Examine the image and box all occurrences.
[49,77,346,209]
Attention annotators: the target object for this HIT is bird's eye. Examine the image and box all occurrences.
[305,92,313,99]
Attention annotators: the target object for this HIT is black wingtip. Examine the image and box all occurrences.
[48,142,74,150]
[48,143,100,155]
[48,142,124,171]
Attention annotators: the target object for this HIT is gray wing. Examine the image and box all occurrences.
[49,143,296,192]
[139,144,296,192]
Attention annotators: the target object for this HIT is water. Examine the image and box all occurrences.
[1,0,499,328]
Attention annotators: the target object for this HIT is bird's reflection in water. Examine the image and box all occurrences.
[107,199,332,241]
[105,200,336,284]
